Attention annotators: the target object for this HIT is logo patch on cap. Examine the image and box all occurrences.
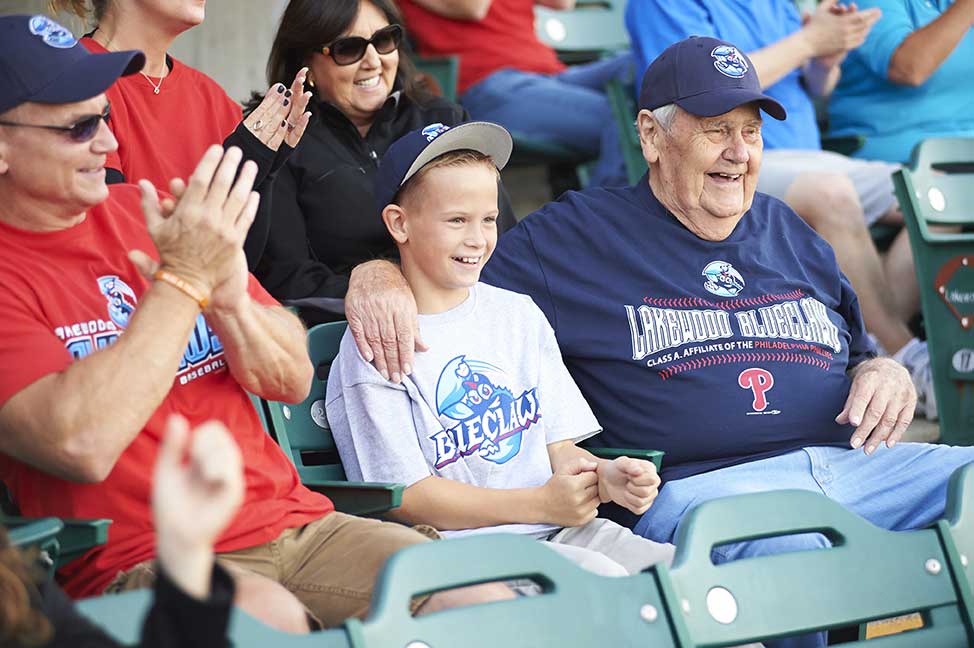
[421,123,450,142]
[711,45,748,79]
[28,15,77,49]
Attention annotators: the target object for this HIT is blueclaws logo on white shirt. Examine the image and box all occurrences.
[711,45,748,78]
[429,355,540,469]
[97,275,137,328]
[702,260,745,297]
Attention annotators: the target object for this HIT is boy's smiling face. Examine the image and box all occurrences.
[384,160,499,313]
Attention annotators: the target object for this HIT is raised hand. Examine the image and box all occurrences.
[243,67,313,151]
[597,456,660,516]
[131,145,259,304]
[152,415,245,598]
[540,457,600,527]
[802,0,882,60]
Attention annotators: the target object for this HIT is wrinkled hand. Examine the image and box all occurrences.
[836,357,916,455]
[802,0,881,59]
[243,67,312,151]
[130,146,259,299]
[597,457,660,516]
[540,458,600,527]
[346,260,429,383]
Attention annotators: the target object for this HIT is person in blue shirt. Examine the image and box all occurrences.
[828,0,974,163]
[625,0,939,420]
[345,37,974,647]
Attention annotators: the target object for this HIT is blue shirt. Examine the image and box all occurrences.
[482,179,874,481]
[625,0,821,150]
[828,0,974,163]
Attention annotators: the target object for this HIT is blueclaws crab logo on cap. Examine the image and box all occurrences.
[97,275,137,329]
[711,45,748,78]
[421,123,450,142]
[702,260,745,297]
[429,355,540,469]
[28,15,77,49]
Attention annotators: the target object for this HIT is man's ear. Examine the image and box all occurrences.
[381,203,409,244]
[637,109,662,165]
[0,137,9,175]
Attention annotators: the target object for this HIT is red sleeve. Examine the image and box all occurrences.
[0,285,72,407]
[247,273,280,308]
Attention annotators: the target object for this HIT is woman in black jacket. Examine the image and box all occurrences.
[245,0,515,322]
[0,417,242,648]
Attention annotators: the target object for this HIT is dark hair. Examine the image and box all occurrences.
[0,527,52,648]
[244,0,428,115]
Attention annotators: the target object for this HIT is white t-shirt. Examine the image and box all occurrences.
[326,283,602,537]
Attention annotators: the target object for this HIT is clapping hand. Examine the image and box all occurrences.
[243,67,312,150]
[597,456,660,516]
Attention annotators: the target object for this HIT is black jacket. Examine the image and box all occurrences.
[248,91,516,313]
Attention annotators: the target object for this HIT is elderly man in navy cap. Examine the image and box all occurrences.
[0,14,510,631]
[346,36,974,647]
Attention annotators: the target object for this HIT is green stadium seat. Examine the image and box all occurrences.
[534,0,629,65]
[345,533,682,647]
[414,55,459,102]
[939,463,974,608]
[263,322,405,516]
[77,588,352,647]
[663,489,973,646]
[5,515,63,576]
[891,137,974,442]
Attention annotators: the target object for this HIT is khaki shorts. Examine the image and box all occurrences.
[105,512,438,627]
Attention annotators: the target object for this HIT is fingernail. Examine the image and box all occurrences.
[380,369,389,380]
[283,99,289,107]
[392,372,401,383]
[403,363,412,375]
[285,90,292,98]
[866,444,876,454]
[850,415,861,426]
[281,120,287,127]
[851,436,863,448]
[276,84,285,93]
[888,438,897,448]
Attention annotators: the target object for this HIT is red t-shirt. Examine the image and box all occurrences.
[81,37,243,189]
[398,0,565,94]
[0,185,331,597]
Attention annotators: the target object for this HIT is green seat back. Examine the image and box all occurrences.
[266,321,350,483]
[534,0,629,64]
[892,137,974,442]
[667,489,973,647]
[346,534,681,647]
[77,589,351,647]
[413,55,459,102]
[942,463,974,604]
[605,78,644,185]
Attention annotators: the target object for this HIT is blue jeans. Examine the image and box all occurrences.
[633,443,974,648]
[460,53,632,187]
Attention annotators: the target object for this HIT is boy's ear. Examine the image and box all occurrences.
[381,203,409,244]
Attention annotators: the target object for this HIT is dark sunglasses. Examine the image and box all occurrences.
[321,24,403,66]
[0,103,111,143]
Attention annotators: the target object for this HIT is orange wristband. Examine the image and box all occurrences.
[153,269,209,309]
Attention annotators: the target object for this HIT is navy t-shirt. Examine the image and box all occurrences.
[482,178,875,482]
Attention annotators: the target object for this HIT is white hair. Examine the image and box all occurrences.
[651,103,679,131]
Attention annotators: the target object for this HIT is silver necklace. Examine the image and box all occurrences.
[140,71,164,94]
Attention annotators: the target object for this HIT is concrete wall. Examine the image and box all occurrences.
[0,0,286,102]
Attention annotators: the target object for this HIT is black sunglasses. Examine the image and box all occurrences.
[321,24,403,66]
[0,103,111,143]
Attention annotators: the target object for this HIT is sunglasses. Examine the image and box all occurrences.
[0,103,111,143]
[321,24,403,66]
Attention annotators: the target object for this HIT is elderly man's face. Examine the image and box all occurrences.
[640,103,762,240]
[0,95,116,228]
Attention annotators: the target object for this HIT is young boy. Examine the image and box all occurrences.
[326,122,673,576]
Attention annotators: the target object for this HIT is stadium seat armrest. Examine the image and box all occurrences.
[6,517,64,548]
[303,480,404,516]
[588,447,664,472]
[55,518,111,568]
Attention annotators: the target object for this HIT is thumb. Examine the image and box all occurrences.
[157,414,190,473]
[128,249,160,280]
[616,457,645,478]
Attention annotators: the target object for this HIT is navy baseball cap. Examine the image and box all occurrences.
[374,121,514,209]
[639,36,786,121]
[0,15,144,116]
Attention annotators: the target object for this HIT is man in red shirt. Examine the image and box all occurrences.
[398,0,631,186]
[0,14,507,631]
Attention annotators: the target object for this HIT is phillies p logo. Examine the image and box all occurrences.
[738,368,774,412]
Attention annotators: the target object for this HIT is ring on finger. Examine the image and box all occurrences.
[253,119,264,131]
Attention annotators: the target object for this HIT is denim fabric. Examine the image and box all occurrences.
[460,53,632,187]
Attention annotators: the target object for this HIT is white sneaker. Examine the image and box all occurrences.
[893,339,938,421]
